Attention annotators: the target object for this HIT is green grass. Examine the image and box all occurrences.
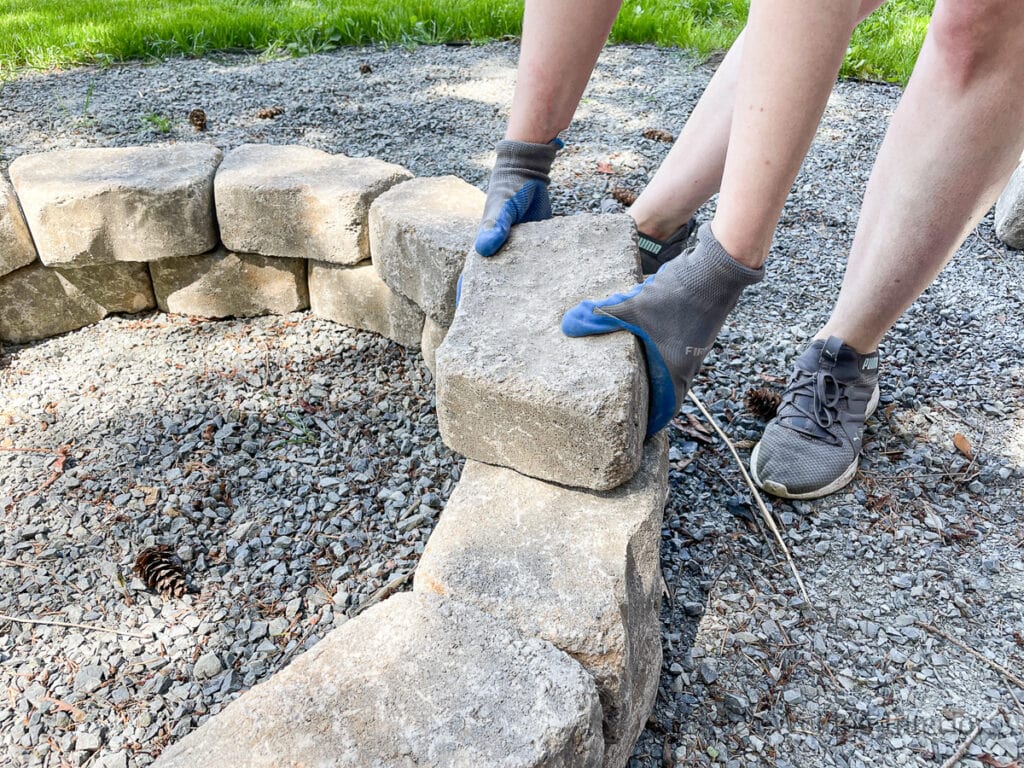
[0,0,933,83]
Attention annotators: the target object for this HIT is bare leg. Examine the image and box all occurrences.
[819,0,1024,352]
[632,1,885,240]
[711,0,867,268]
[628,34,744,240]
[505,0,623,143]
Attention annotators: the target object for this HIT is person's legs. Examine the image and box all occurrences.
[753,0,1024,499]
[565,0,865,436]
[818,0,1024,352]
[475,0,621,256]
[631,0,885,243]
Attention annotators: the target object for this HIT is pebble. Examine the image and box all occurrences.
[193,653,223,681]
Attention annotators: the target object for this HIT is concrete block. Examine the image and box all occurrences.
[154,593,604,768]
[9,144,221,266]
[0,261,155,343]
[420,315,449,375]
[369,175,483,326]
[995,163,1024,249]
[215,144,411,264]
[0,175,37,277]
[150,248,308,318]
[309,259,424,349]
[416,434,668,768]
[435,214,647,491]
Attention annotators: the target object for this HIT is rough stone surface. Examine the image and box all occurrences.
[995,163,1024,249]
[421,315,449,375]
[369,175,483,326]
[216,144,411,264]
[153,592,604,768]
[8,144,221,266]
[435,214,647,491]
[150,248,308,319]
[416,434,669,768]
[309,259,424,349]
[0,261,154,343]
[0,174,37,277]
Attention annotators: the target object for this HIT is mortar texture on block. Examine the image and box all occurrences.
[9,144,221,266]
[995,163,1024,249]
[369,175,483,326]
[0,261,154,343]
[215,144,412,264]
[421,315,449,375]
[415,433,668,768]
[308,259,424,349]
[150,248,308,318]
[152,592,605,768]
[435,214,648,491]
[0,175,37,277]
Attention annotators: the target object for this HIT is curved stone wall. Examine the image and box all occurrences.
[0,143,667,768]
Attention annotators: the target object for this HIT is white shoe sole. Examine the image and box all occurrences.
[748,385,881,501]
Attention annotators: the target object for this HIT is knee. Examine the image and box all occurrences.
[928,0,1024,85]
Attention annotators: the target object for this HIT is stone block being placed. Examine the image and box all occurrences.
[415,434,668,768]
[9,144,221,266]
[216,144,411,264]
[309,259,424,349]
[153,592,604,768]
[995,163,1024,250]
[420,315,449,375]
[369,175,483,326]
[150,248,308,319]
[435,214,647,492]
[0,261,155,343]
[0,175,37,277]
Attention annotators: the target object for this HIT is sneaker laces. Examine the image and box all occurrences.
[778,368,844,445]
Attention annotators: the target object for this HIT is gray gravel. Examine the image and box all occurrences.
[2,43,1023,768]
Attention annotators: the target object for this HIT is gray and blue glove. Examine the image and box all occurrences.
[474,138,563,257]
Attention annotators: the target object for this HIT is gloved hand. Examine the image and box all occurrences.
[474,137,563,257]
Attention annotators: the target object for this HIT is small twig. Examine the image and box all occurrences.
[0,613,151,640]
[939,707,1001,768]
[686,391,810,604]
[0,558,45,570]
[918,621,1024,689]
[350,569,414,618]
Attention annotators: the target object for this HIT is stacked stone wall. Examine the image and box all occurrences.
[0,143,668,768]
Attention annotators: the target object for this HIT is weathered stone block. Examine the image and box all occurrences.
[421,315,449,375]
[0,261,154,343]
[369,175,483,326]
[9,144,221,266]
[435,214,647,491]
[215,144,411,264]
[995,163,1024,250]
[150,248,308,319]
[416,434,668,768]
[0,175,37,277]
[154,593,604,768]
[309,260,424,349]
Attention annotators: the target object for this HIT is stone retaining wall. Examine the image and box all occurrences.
[0,143,667,767]
[995,162,1024,250]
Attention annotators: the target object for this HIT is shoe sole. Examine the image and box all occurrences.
[748,384,881,501]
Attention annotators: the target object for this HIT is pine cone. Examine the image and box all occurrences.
[744,387,782,421]
[256,105,285,119]
[133,545,187,599]
[188,109,207,131]
[359,63,372,74]
[642,127,674,144]
[611,187,638,206]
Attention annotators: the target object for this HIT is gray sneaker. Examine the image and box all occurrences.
[638,217,698,275]
[750,336,880,499]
